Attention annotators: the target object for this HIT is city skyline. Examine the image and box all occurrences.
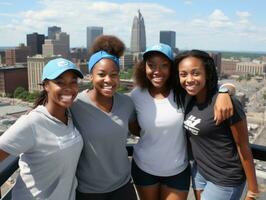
[1,0,266,52]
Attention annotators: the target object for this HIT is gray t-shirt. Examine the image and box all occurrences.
[0,105,83,200]
[71,90,135,193]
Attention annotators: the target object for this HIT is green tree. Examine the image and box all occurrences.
[13,87,26,98]
[26,91,39,102]
[120,69,133,80]
[117,85,130,93]
[237,76,243,82]
[18,90,29,100]
[263,93,266,100]
[246,74,252,81]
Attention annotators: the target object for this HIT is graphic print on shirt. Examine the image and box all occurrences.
[184,115,201,135]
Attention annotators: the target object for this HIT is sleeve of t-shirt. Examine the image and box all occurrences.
[227,97,246,125]
[125,93,137,122]
[0,115,36,156]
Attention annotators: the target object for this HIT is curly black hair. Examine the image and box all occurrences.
[89,35,125,58]
[174,49,218,101]
[133,52,183,109]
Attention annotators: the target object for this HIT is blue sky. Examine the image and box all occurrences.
[0,0,266,52]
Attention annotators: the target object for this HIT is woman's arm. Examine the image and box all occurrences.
[0,149,9,161]
[230,119,259,200]
[129,120,141,137]
[214,93,233,125]
[214,83,237,125]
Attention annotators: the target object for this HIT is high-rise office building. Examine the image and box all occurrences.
[48,26,61,40]
[160,31,176,49]
[130,10,146,53]
[55,32,70,59]
[5,44,31,66]
[0,66,28,95]
[86,26,103,51]
[208,51,222,76]
[27,32,45,56]
[42,32,70,59]
[119,52,134,70]
[0,51,5,65]
[27,55,61,92]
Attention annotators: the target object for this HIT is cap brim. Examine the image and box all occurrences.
[42,68,83,81]
[143,50,173,61]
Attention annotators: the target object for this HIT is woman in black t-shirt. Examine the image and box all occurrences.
[175,50,259,200]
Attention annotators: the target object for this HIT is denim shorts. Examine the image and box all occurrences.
[131,159,191,191]
[191,163,246,200]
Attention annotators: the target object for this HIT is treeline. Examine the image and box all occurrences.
[221,51,265,59]
[11,87,39,102]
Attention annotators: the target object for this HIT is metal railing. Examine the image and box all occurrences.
[0,144,265,200]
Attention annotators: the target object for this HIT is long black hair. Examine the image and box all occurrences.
[33,84,48,109]
[175,50,218,102]
[133,52,183,109]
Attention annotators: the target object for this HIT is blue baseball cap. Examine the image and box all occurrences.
[42,58,83,81]
[88,51,120,73]
[143,43,173,61]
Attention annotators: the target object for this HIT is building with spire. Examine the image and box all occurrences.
[130,10,146,53]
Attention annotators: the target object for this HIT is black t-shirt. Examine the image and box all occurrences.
[184,93,246,186]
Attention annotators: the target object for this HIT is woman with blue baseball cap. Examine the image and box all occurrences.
[130,43,234,200]
[0,58,84,200]
[70,35,138,200]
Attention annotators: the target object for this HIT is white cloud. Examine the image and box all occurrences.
[208,9,233,28]
[236,11,251,18]
[184,0,193,5]
[0,13,15,17]
[1,1,266,51]
[236,11,251,25]
[0,0,177,47]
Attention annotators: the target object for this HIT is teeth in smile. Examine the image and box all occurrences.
[103,86,112,89]
[61,95,72,100]
[153,77,162,81]
[186,86,195,90]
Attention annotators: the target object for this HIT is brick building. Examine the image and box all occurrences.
[0,66,28,95]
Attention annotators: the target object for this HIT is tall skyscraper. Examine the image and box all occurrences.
[160,31,176,49]
[208,51,222,76]
[130,10,146,53]
[86,26,103,51]
[55,32,70,59]
[48,26,61,40]
[5,44,31,66]
[27,32,45,56]
[42,32,70,59]
[27,55,61,92]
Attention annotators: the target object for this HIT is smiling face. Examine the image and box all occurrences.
[44,70,79,109]
[90,58,119,98]
[145,53,171,91]
[178,56,208,102]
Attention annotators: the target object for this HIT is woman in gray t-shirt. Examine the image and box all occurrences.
[0,58,84,200]
[71,35,138,200]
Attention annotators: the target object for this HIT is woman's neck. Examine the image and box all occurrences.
[148,86,170,99]
[195,87,208,104]
[88,90,113,113]
[45,103,68,124]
